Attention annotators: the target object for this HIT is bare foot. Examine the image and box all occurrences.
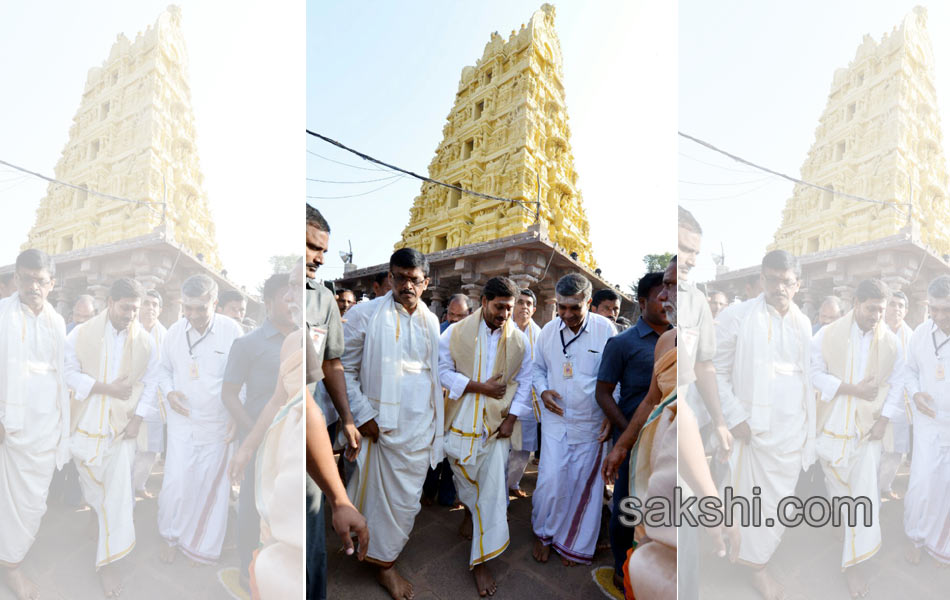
[99,563,123,598]
[458,508,473,540]
[560,555,578,567]
[845,565,868,599]
[508,488,528,499]
[532,537,550,562]
[472,563,497,597]
[905,542,922,565]
[135,488,156,500]
[159,544,177,564]
[3,567,39,600]
[881,489,902,501]
[420,495,434,507]
[751,567,785,600]
[376,566,414,600]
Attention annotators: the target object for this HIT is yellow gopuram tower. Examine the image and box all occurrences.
[25,5,221,269]
[397,4,596,268]
[771,6,949,257]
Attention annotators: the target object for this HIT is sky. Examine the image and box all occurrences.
[680,1,950,283]
[0,1,303,291]
[307,0,677,289]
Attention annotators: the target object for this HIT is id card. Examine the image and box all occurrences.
[311,325,327,355]
[190,360,199,380]
[938,363,945,381]
[562,361,574,379]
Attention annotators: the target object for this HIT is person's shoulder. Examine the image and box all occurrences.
[910,319,933,341]
[588,312,616,335]
[166,317,188,336]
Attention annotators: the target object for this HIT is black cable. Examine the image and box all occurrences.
[307,177,406,200]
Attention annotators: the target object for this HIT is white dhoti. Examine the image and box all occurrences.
[132,414,165,492]
[158,425,233,564]
[0,372,61,565]
[506,449,531,491]
[532,432,605,564]
[347,369,436,565]
[726,372,806,567]
[452,437,510,567]
[821,441,881,568]
[73,434,137,568]
[904,413,950,564]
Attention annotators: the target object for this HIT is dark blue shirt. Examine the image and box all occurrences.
[597,317,669,441]
[223,319,288,421]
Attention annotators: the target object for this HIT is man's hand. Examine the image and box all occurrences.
[730,421,751,445]
[331,500,369,560]
[357,418,380,442]
[481,374,506,400]
[867,416,888,441]
[341,421,361,461]
[708,523,740,562]
[913,392,937,418]
[540,390,564,416]
[852,376,879,401]
[167,391,190,417]
[229,444,253,484]
[714,423,733,463]
[120,415,143,440]
[108,377,133,401]
[597,417,611,443]
[601,445,628,483]
[497,414,517,439]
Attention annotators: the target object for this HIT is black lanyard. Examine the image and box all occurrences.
[560,318,588,356]
[933,328,950,358]
[186,318,214,357]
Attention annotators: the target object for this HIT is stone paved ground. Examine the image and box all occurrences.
[0,461,243,600]
[327,463,617,600]
[694,466,950,599]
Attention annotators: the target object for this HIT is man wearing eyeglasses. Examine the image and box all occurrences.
[0,250,71,600]
[714,249,816,599]
[341,247,443,600]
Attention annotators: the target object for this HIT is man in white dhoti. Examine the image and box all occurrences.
[506,288,540,498]
[0,250,70,600]
[875,275,950,567]
[343,248,443,600]
[439,277,532,596]
[810,278,902,597]
[715,250,815,600]
[152,274,244,565]
[132,289,167,497]
[879,290,913,498]
[529,273,615,567]
[66,277,160,597]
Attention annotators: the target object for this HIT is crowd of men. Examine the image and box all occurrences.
[0,248,302,600]
[306,204,676,599]
[679,205,950,600]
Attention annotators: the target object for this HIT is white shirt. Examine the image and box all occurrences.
[890,320,950,426]
[523,313,616,443]
[810,321,904,408]
[438,317,533,429]
[65,319,161,420]
[153,314,244,439]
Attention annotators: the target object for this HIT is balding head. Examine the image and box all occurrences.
[819,296,842,326]
[445,293,471,324]
[72,294,96,324]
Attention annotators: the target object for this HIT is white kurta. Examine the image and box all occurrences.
[133,320,167,492]
[153,314,244,563]
[439,318,532,567]
[0,297,68,565]
[521,313,615,564]
[887,320,950,564]
[715,297,811,566]
[343,296,440,564]
[506,319,541,492]
[65,320,160,568]
[810,322,902,568]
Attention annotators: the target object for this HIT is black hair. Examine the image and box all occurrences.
[390,247,429,277]
[482,277,520,301]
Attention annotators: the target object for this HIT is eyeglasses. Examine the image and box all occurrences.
[17,274,52,288]
[762,275,798,289]
[390,271,426,287]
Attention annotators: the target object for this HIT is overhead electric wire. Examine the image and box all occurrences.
[0,158,160,213]
[307,176,406,200]
[678,132,908,213]
[307,174,403,184]
[679,179,781,202]
[679,151,763,174]
[307,129,537,214]
[307,148,393,172]
[678,174,775,186]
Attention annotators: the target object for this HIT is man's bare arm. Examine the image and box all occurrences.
[221,381,255,433]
